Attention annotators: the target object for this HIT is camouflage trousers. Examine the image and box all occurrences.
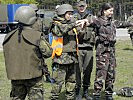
[10,76,44,100]
[94,43,116,95]
[51,63,78,100]
[76,47,93,90]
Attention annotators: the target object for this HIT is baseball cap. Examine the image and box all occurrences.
[77,1,87,7]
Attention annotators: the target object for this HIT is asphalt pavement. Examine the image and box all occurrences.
[0,28,130,51]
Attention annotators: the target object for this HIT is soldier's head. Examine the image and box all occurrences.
[77,1,87,13]
[100,3,114,18]
[15,6,37,25]
[57,4,74,21]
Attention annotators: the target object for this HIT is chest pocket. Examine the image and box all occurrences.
[83,27,93,40]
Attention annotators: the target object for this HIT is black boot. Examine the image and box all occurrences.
[75,87,82,100]
[83,88,93,100]
[76,94,82,100]
[45,75,55,83]
[93,95,100,100]
[105,95,113,100]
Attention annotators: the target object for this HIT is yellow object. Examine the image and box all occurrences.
[73,28,79,56]
[51,21,63,59]
[51,35,63,59]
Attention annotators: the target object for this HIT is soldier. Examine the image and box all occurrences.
[29,4,54,83]
[127,15,133,46]
[73,1,95,100]
[3,6,52,100]
[77,2,133,100]
[87,3,133,100]
[50,4,80,100]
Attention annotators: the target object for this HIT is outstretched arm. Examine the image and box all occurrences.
[113,20,133,28]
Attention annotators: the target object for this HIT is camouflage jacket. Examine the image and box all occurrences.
[50,16,77,53]
[3,26,52,80]
[73,10,95,48]
[93,16,133,45]
[50,16,78,64]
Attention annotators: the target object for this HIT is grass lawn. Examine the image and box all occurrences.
[0,39,133,100]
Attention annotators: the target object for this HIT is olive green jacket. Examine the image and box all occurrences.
[32,18,42,32]
[50,16,78,64]
[3,27,51,80]
[51,16,77,53]
[73,10,95,48]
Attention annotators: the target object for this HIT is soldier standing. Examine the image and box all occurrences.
[127,15,133,46]
[75,2,133,100]
[3,6,52,100]
[29,4,54,83]
[50,4,80,100]
[86,3,133,100]
[73,1,95,100]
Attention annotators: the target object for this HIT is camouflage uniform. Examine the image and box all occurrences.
[50,15,78,100]
[3,27,47,100]
[3,6,52,100]
[32,16,52,82]
[31,5,53,82]
[10,76,44,100]
[73,9,95,98]
[127,15,133,46]
[93,16,133,96]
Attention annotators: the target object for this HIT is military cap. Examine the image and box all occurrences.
[77,1,87,7]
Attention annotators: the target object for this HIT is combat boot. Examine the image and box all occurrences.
[45,75,55,83]
[75,87,82,100]
[105,94,113,100]
[75,94,82,100]
[83,87,93,100]
[93,95,100,100]
[93,92,101,100]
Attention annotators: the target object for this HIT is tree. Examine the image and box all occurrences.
[0,0,37,4]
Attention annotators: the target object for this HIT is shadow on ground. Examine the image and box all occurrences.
[123,48,133,51]
[59,89,107,100]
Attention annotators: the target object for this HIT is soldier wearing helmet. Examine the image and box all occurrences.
[29,4,54,83]
[3,6,52,100]
[50,4,82,100]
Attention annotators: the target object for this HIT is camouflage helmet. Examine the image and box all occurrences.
[15,6,37,25]
[57,4,74,15]
[29,4,38,11]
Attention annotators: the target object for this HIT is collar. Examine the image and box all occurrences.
[99,16,112,26]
